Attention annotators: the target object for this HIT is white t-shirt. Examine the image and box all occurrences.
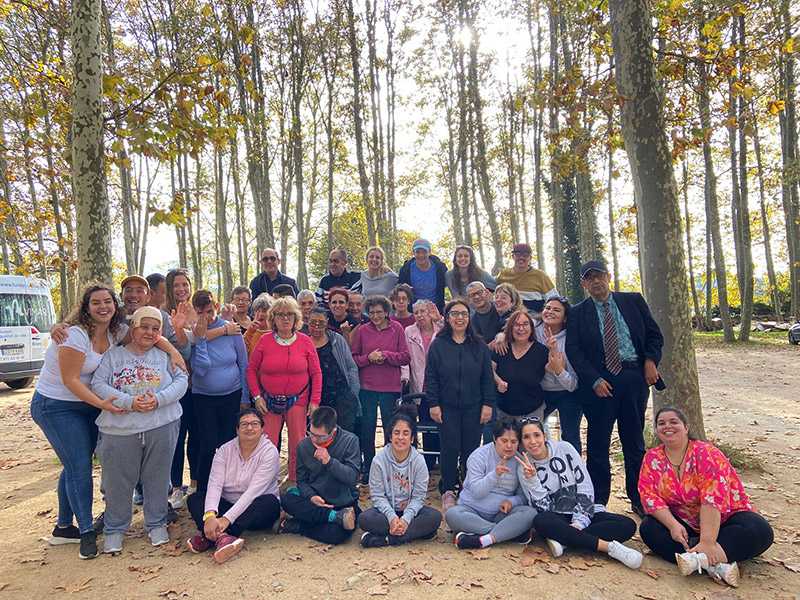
[36,324,128,402]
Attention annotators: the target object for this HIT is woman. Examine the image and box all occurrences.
[307,307,361,432]
[638,407,774,587]
[360,246,399,298]
[424,299,495,512]
[516,418,642,568]
[445,418,536,549]
[491,311,549,423]
[247,297,322,485]
[351,295,410,481]
[445,245,497,299]
[401,300,444,468]
[187,409,281,564]
[327,288,360,347]
[31,282,129,559]
[358,408,442,547]
[389,283,416,329]
[91,307,188,553]
[191,290,249,491]
[535,296,581,454]
[243,293,273,356]
[230,286,252,335]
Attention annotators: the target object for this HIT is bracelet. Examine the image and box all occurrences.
[203,511,217,522]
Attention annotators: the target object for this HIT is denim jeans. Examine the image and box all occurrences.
[30,391,100,533]
[357,390,398,475]
[542,389,584,456]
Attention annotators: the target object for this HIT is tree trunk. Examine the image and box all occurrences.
[682,151,702,327]
[290,0,308,290]
[549,4,565,293]
[609,0,705,437]
[607,125,620,291]
[72,0,112,284]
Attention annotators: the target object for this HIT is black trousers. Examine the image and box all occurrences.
[639,511,774,563]
[533,511,636,551]
[437,403,482,492]
[582,368,648,506]
[171,388,200,488]
[280,493,360,545]
[187,490,280,538]
[193,390,241,491]
[357,506,442,545]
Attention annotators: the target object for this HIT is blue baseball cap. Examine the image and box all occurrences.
[412,238,431,252]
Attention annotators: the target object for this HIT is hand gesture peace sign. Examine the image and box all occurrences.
[495,456,510,476]
[514,451,536,479]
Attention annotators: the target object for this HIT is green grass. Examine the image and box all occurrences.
[693,330,791,348]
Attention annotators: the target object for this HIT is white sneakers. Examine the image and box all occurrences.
[169,488,186,509]
[607,540,643,569]
[675,552,739,587]
[546,538,564,558]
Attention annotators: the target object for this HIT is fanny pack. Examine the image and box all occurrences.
[261,383,309,414]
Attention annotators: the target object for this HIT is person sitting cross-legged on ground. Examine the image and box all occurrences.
[445,418,537,549]
[358,407,442,547]
[273,406,361,545]
[516,418,642,569]
[186,409,281,564]
[637,407,774,587]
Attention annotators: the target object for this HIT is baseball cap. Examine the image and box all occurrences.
[412,238,431,252]
[580,260,608,279]
[131,306,163,328]
[512,243,532,255]
[120,275,150,291]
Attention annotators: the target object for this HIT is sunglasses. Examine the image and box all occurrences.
[261,256,279,262]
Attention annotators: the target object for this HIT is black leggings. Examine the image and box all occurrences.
[187,490,280,538]
[357,506,442,545]
[639,511,774,563]
[193,390,241,491]
[533,511,636,551]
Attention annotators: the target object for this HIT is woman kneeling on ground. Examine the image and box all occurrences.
[187,409,281,564]
[517,418,642,569]
[358,408,442,547]
[638,407,774,587]
[445,418,536,549]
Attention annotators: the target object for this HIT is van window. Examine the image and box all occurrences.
[0,293,55,332]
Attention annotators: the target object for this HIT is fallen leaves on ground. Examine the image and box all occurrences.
[407,547,424,555]
[377,561,406,581]
[128,564,162,582]
[467,548,490,560]
[54,578,93,593]
[546,564,560,575]
[456,579,483,591]
[35,508,52,517]
[520,545,549,567]
[645,571,660,580]
[309,543,332,553]
[634,594,658,600]
[366,584,388,595]
[167,522,183,540]
[778,558,800,573]
[158,587,194,599]
[567,557,590,571]
[161,541,189,557]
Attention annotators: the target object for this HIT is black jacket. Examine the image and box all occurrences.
[424,334,495,409]
[398,255,448,312]
[249,271,299,300]
[296,426,361,507]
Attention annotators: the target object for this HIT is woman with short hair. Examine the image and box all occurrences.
[243,293,273,356]
[247,297,322,485]
[229,286,252,335]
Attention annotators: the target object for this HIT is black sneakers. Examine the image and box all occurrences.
[49,525,81,545]
[79,531,99,559]
[272,517,302,535]
[454,532,483,550]
[360,532,389,548]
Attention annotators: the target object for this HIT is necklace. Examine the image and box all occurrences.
[665,441,690,468]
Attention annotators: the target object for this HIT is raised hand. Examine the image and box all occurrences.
[427,301,442,322]
[171,303,191,332]
[495,457,510,476]
[220,303,236,321]
[193,312,208,338]
[514,451,536,479]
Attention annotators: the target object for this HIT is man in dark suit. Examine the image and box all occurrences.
[565,260,664,516]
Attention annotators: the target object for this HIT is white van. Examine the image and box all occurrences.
[0,275,56,389]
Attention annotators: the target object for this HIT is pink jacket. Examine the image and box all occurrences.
[401,318,444,394]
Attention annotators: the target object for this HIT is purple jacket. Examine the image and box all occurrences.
[351,320,411,393]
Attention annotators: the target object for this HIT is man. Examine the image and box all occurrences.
[146,273,167,310]
[273,407,361,545]
[271,284,296,299]
[398,238,447,311]
[249,248,299,300]
[565,260,664,517]
[297,290,317,335]
[466,281,499,342]
[315,249,362,308]
[347,292,367,324]
[496,243,557,314]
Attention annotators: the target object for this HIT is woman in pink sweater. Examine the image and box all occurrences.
[247,297,322,485]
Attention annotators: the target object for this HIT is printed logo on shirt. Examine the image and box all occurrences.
[113,362,163,391]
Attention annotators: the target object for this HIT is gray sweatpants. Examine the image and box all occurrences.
[445,504,537,543]
[96,420,180,535]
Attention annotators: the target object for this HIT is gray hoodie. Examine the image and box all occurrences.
[457,442,527,515]
[91,345,188,436]
[368,444,429,525]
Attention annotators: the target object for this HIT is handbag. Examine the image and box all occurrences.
[261,383,309,414]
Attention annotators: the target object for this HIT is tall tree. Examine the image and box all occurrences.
[609,0,705,436]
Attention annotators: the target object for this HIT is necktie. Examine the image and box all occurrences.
[603,301,622,376]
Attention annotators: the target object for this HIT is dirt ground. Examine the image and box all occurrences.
[1,341,799,600]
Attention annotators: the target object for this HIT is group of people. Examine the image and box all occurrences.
[30,238,773,585]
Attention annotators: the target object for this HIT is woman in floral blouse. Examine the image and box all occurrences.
[638,407,773,587]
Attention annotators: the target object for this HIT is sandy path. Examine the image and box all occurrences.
[0,342,798,600]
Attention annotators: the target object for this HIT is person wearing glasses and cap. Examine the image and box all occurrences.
[249,248,299,301]
[496,243,557,315]
[565,260,664,518]
[398,238,448,312]
[273,406,362,545]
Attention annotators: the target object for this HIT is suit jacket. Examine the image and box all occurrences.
[565,291,664,391]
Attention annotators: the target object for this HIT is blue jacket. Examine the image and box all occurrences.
[190,317,249,403]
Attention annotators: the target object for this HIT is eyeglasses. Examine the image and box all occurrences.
[582,273,606,282]
[467,290,485,299]
[274,312,295,319]
[261,256,278,262]
[513,322,531,330]
[307,428,334,441]
[448,310,470,318]
[239,421,262,429]
[233,297,250,303]
[368,310,386,316]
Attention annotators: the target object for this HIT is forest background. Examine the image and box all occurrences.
[1,0,798,348]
